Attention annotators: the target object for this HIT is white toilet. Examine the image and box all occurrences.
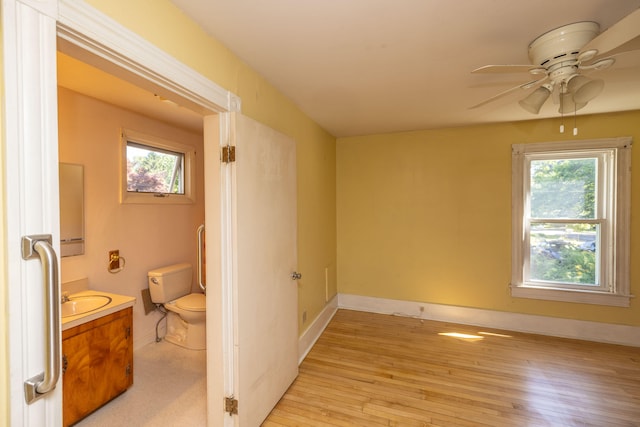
[148,263,206,350]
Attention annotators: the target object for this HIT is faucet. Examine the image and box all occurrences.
[61,291,70,304]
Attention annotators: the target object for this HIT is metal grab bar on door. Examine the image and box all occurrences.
[197,224,206,293]
[22,235,61,404]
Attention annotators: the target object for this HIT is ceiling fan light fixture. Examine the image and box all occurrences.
[519,86,551,114]
[567,75,604,104]
[558,92,587,114]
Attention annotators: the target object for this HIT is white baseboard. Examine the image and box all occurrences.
[337,293,640,347]
[298,296,338,364]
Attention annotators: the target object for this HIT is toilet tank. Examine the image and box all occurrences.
[148,263,192,303]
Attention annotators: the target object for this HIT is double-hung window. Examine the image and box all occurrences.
[511,137,631,306]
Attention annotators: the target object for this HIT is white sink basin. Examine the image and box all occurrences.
[61,295,112,318]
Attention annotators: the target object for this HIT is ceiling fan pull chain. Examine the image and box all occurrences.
[559,87,565,134]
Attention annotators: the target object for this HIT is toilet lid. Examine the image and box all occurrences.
[176,293,206,312]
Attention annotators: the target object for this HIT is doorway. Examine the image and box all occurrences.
[57,49,209,424]
[57,52,300,427]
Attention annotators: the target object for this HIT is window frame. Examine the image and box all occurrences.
[120,128,196,205]
[511,137,632,307]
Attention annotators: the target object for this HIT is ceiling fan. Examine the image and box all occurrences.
[470,8,640,116]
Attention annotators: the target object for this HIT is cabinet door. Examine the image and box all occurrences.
[62,308,133,426]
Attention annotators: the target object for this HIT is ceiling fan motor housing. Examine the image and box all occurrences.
[528,22,600,69]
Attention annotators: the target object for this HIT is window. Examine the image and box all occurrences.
[127,142,184,194]
[511,137,631,306]
[121,129,196,204]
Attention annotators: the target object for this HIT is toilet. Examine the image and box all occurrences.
[148,263,206,350]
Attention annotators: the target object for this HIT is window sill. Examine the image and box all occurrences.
[510,285,632,307]
[120,192,195,205]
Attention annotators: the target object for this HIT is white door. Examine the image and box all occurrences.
[2,0,63,425]
[227,113,299,426]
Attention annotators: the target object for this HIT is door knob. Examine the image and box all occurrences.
[290,271,302,280]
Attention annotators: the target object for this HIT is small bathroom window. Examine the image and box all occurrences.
[121,128,196,204]
[127,142,184,194]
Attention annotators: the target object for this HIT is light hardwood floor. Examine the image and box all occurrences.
[264,309,640,427]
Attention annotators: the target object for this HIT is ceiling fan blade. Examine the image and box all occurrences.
[472,64,538,74]
[469,77,548,109]
[580,8,640,60]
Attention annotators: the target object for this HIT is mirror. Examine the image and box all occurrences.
[59,163,84,257]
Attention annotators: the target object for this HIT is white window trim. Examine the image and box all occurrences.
[511,137,632,307]
[120,128,196,204]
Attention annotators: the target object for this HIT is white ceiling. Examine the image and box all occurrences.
[58,1,640,138]
[166,0,640,137]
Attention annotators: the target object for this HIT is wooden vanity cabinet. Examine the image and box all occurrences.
[62,307,133,426]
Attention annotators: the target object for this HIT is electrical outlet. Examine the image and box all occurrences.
[109,250,120,270]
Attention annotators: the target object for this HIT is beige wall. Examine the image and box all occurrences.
[337,110,640,326]
[58,87,205,346]
[84,0,338,334]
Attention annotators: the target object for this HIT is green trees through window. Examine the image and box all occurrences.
[530,158,595,219]
[528,157,597,285]
[512,137,630,306]
[126,142,184,194]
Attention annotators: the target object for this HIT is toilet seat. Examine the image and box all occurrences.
[175,293,205,312]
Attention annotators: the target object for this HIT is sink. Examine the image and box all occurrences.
[61,295,112,318]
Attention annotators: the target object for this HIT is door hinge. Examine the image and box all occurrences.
[125,326,131,339]
[225,396,238,415]
[126,364,131,377]
[221,145,236,163]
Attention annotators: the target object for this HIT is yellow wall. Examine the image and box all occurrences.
[84,0,337,333]
[337,110,640,326]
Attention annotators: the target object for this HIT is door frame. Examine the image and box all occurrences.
[2,1,61,424]
[2,0,240,424]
